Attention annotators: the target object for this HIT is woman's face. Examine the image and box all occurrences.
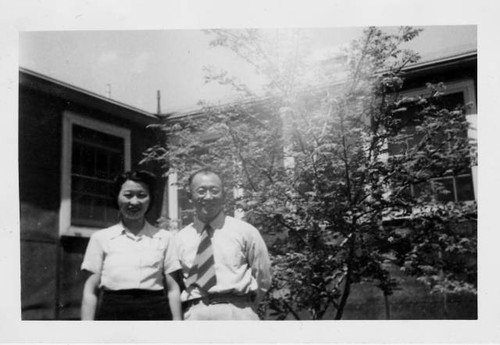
[117,179,151,221]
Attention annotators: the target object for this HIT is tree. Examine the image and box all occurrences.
[143,27,477,320]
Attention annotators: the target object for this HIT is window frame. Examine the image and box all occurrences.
[59,111,131,237]
[385,78,477,202]
[397,79,476,114]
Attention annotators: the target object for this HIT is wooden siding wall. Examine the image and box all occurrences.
[19,88,63,319]
[19,87,164,319]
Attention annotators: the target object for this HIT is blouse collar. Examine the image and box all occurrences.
[110,221,159,239]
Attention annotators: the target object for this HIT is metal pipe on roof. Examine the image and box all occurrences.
[157,90,161,115]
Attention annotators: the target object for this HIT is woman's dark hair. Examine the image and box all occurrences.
[112,170,157,212]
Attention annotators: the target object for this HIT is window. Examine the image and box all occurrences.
[387,80,476,203]
[60,111,131,237]
[388,92,467,155]
[178,188,195,227]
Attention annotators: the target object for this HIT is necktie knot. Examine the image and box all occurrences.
[203,224,213,236]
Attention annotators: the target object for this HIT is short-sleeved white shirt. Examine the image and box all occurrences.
[175,212,272,302]
[81,222,180,291]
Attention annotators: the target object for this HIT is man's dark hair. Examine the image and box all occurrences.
[112,170,157,211]
[187,167,225,192]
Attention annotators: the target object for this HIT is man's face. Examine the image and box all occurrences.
[190,172,224,223]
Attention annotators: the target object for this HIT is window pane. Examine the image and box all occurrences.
[387,141,406,155]
[395,102,421,127]
[456,175,475,201]
[178,188,194,226]
[388,126,416,155]
[73,143,95,176]
[72,144,82,174]
[109,152,124,176]
[104,196,118,223]
[434,177,455,203]
[407,127,425,151]
[400,184,412,200]
[71,193,93,224]
[412,181,433,202]
[71,124,124,227]
[95,150,108,179]
[74,124,123,150]
[439,92,465,111]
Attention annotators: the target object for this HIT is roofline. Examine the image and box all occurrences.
[20,67,158,121]
[403,50,477,72]
[162,79,346,121]
[161,50,477,121]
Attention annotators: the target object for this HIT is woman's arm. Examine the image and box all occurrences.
[165,273,182,320]
[81,271,101,320]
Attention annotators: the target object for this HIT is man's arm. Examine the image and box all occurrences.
[247,227,272,305]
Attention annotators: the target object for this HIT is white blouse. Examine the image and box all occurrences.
[81,222,180,290]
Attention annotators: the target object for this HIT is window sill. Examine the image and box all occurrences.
[61,225,102,238]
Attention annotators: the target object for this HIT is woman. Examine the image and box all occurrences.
[80,170,182,320]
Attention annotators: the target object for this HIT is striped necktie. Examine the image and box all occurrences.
[185,224,217,292]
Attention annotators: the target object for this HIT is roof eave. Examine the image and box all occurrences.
[19,68,160,126]
[402,51,477,76]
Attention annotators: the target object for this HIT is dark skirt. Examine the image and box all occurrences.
[96,289,172,320]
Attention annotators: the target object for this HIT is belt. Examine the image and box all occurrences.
[101,289,165,297]
[182,293,255,310]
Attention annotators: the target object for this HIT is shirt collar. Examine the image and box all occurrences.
[109,221,159,239]
[193,211,226,232]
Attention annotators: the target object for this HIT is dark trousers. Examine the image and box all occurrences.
[96,289,172,320]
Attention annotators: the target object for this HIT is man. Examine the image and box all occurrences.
[175,167,272,320]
